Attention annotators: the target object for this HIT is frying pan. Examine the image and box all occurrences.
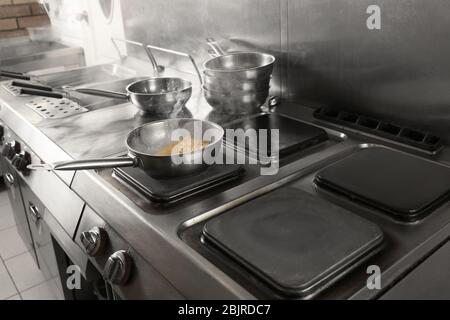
[28,119,224,178]
[16,77,193,115]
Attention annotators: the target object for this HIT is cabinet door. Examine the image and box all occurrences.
[2,161,37,264]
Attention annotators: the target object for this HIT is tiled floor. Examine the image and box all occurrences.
[0,182,63,300]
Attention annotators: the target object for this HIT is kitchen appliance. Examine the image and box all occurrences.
[224,113,329,164]
[28,119,224,178]
[314,147,450,222]
[188,185,383,299]
[114,164,244,204]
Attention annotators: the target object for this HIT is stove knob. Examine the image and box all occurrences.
[12,151,31,173]
[80,227,108,257]
[103,250,132,286]
[2,141,20,160]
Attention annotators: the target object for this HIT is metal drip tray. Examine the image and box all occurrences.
[2,81,29,97]
[26,97,87,119]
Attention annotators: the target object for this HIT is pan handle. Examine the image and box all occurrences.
[206,38,225,57]
[0,70,25,76]
[20,88,64,99]
[12,81,53,92]
[74,88,128,100]
[0,71,31,81]
[28,157,137,172]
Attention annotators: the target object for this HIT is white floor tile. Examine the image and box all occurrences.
[0,204,16,231]
[0,259,17,300]
[0,226,29,260]
[0,190,9,207]
[21,280,63,300]
[5,251,46,292]
[6,294,21,300]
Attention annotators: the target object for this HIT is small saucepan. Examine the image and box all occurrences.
[17,77,193,115]
[28,119,224,178]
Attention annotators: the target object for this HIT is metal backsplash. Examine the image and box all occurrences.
[120,0,450,137]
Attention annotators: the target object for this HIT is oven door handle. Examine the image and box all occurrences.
[4,173,15,186]
[28,202,41,223]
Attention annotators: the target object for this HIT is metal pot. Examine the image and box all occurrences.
[203,38,275,81]
[19,77,193,115]
[203,86,269,115]
[203,72,271,93]
[28,119,224,178]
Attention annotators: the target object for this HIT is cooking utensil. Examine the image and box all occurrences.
[203,38,275,81]
[18,77,193,115]
[0,70,34,81]
[28,119,224,178]
[203,86,269,115]
[203,72,271,93]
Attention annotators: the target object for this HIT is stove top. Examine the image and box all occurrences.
[201,186,383,298]
[224,113,328,163]
[113,164,245,205]
[315,147,450,222]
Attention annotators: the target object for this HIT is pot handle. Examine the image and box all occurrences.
[0,71,31,81]
[206,38,225,57]
[20,88,64,99]
[74,88,129,100]
[27,157,137,171]
[12,81,53,92]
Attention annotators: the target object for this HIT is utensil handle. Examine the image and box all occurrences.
[74,88,128,100]
[0,71,31,81]
[12,81,53,92]
[206,38,225,57]
[0,70,24,76]
[28,157,136,171]
[20,88,64,99]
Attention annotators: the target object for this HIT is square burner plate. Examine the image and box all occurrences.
[315,147,450,222]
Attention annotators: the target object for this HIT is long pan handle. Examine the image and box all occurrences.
[20,88,64,99]
[0,70,25,76]
[0,71,31,81]
[74,88,128,100]
[12,81,53,92]
[28,157,137,172]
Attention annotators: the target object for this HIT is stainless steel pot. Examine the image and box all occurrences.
[19,77,193,115]
[28,119,224,178]
[203,86,269,115]
[203,38,275,81]
[203,72,271,93]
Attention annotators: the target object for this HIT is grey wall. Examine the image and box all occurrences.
[120,0,450,136]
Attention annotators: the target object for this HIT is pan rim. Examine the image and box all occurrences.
[203,52,276,73]
[125,77,193,96]
[125,118,224,158]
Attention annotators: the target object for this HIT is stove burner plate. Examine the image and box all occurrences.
[224,113,328,163]
[315,147,450,222]
[203,187,383,298]
[114,164,244,204]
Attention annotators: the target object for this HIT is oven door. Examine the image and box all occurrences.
[21,181,64,299]
[2,160,38,265]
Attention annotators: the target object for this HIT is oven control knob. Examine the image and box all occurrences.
[12,151,31,173]
[80,227,108,257]
[103,250,132,286]
[2,141,20,160]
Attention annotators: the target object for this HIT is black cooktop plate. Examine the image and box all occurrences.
[315,147,450,222]
[114,164,244,204]
[224,113,328,158]
[203,187,383,298]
